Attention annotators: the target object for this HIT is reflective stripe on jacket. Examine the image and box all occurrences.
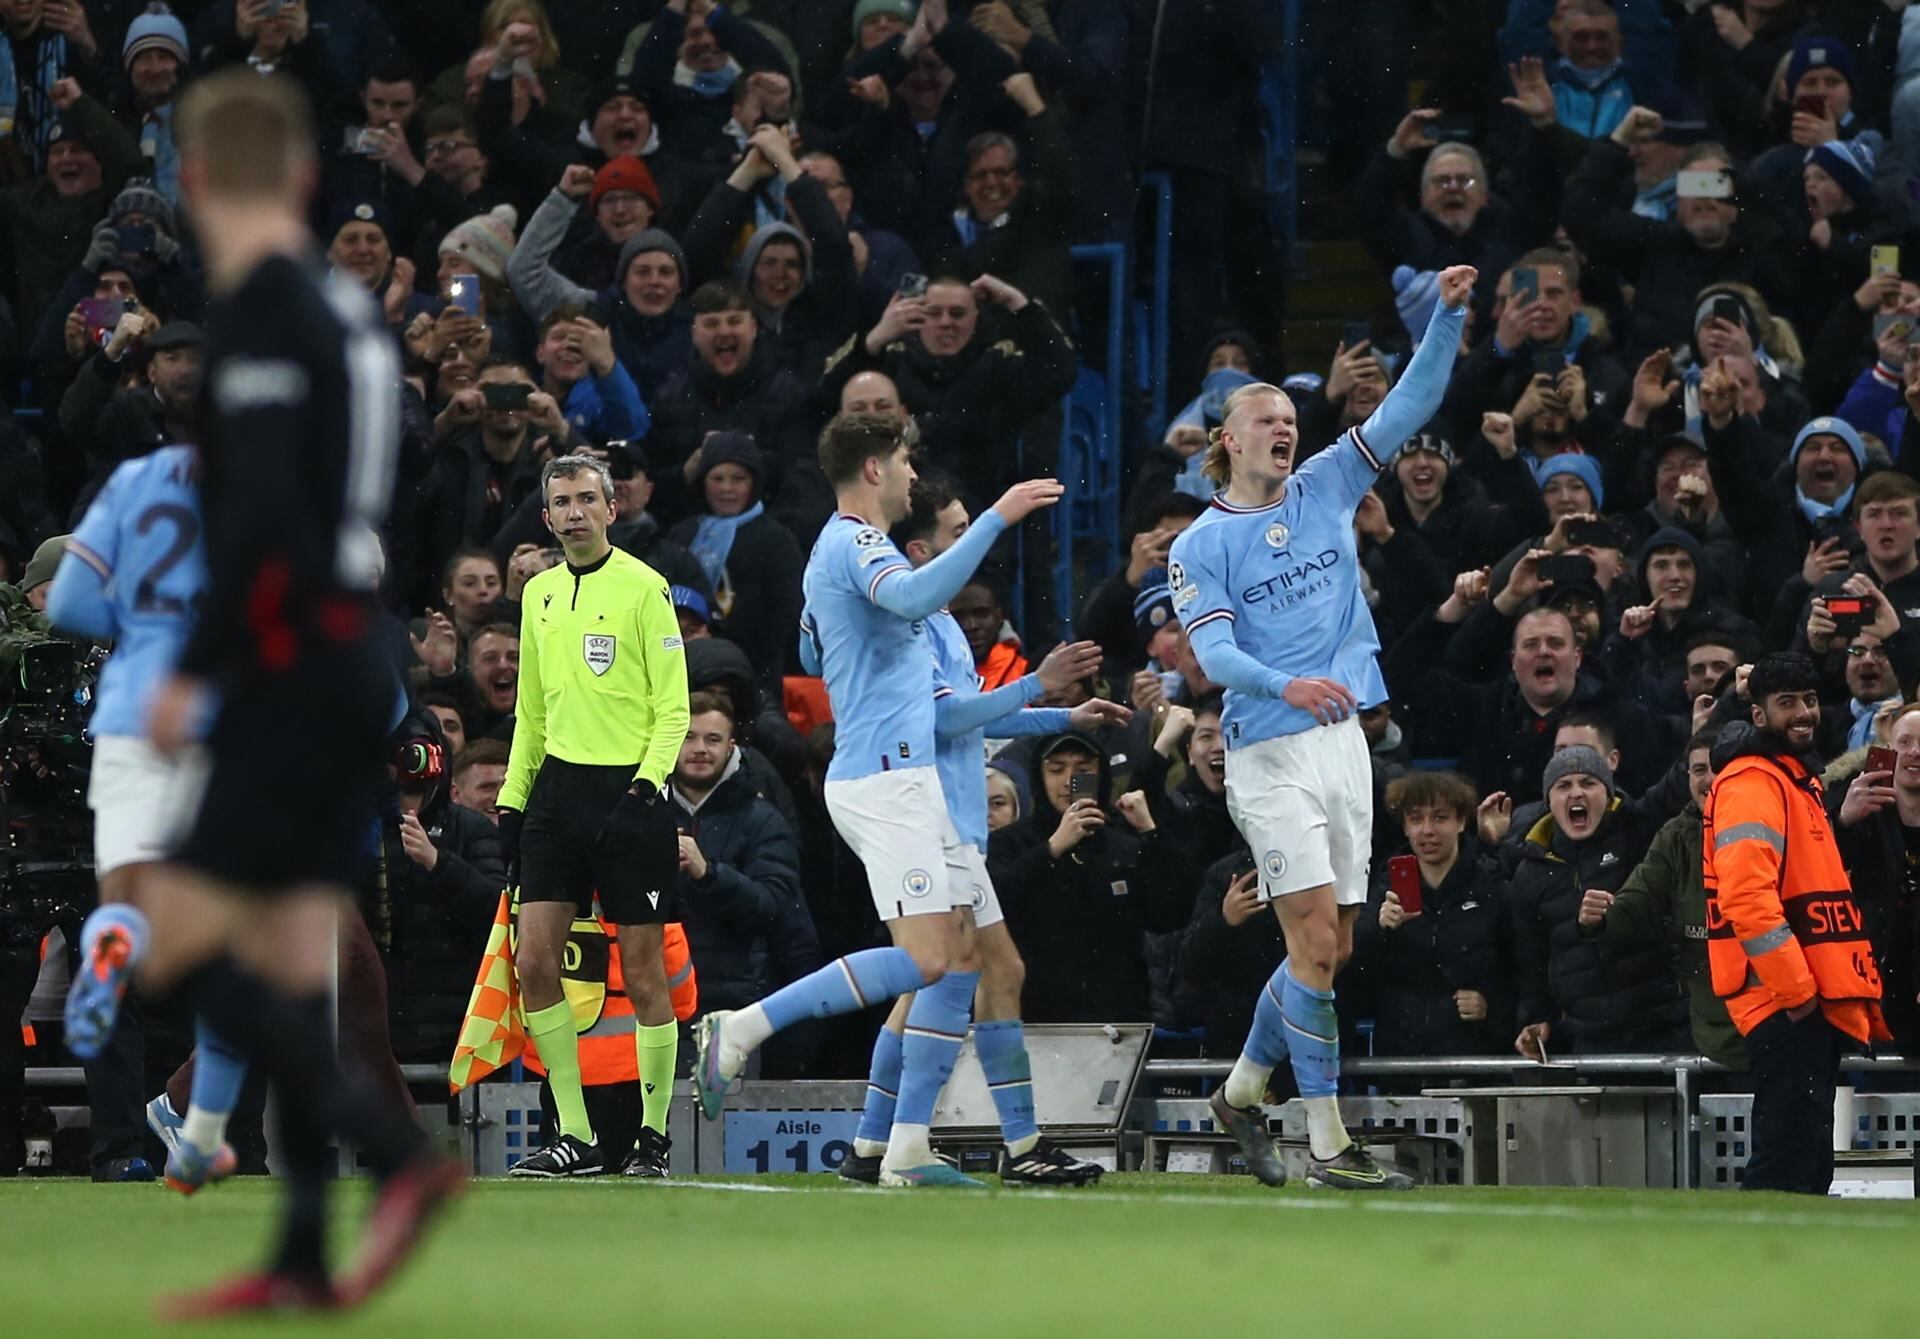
[1702,750,1889,1044]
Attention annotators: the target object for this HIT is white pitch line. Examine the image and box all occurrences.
[642,1177,1920,1230]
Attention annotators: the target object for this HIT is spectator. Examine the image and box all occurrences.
[322,58,431,240]
[667,432,803,690]
[1804,582,1919,760]
[1675,0,1805,160]
[426,0,588,126]
[1606,424,1748,602]
[196,0,348,112]
[422,693,469,755]
[1,80,146,332]
[1177,850,1292,1061]
[439,548,504,643]
[1508,745,1688,1058]
[628,0,791,171]
[462,621,519,737]
[406,104,520,273]
[820,273,1074,508]
[432,204,526,357]
[450,737,510,821]
[645,280,821,529]
[531,304,649,444]
[1540,0,1638,140]
[112,5,191,204]
[916,74,1074,321]
[988,731,1192,1023]
[985,758,1024,833]
[1601,527,1754,695]
[1830,702,1920,1047]
[1349,770,1515,1058]
[1130,694,1236,873]
[325,196,432,330]
[1375,431,1539,576]
[950,576,1026,692]
[57,317,201,493]
[0,0,108,172]
[797,149,920,325]
[681,123,858,380]
[1078,492,1206,667]
[668,690,804,1015]
[1589,729,1747,1067]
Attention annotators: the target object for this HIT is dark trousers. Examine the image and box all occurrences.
[1743,1009,1843,1195]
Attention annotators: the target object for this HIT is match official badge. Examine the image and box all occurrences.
[1264,522,1290,549]
[583,633,617,675]
[903,869,933,899]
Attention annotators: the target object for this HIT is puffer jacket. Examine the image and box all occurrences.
[1508,800,1689,1051]
[1350,836,1517,1056]
[988,732,1195,1023]
[670,749,804,1013]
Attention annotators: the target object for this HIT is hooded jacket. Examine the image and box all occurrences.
[1350,835,1518,1057]
[987,733,1195,1023]
[1177,848,1291,1058]
[1508,799,1689,1050]
[1825,753,1920,1047]
[670,747,803,1012]
[646,345,825,531]
[1599,525,1754,703]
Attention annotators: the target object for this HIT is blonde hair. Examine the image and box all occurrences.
[481,0,561,68]
[175,70,314,199]
[1203,382,1288,486]
[1698,281,1805,375]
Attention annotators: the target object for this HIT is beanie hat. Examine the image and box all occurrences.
[1403,431,1455,465]
[699,431,763,483]
[328,197,392,243]
[617,228,689,291]
[1133,568,1176,639]
[587,74,647,119]
[1637,525,1706,590]
[670,585,711,625]
[986,756,1031,822]
[46,111,101,158]
[1543,744,1615,799]
[1791,416,1868,471]
[1392,265,1442,348]
[20,535,70,593]
[1536,453,1605,511]
[110,176,177,236]
[852,0,919,37]
[590,155,660,213]
[1806,134,1877,207]
[1280,371,1324,398]
[438,204,519,282]
[123,6,190,70]
[1787,33,1857,96]
[1692,291,1759,342]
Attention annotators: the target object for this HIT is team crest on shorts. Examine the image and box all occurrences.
[1263,850,1287,880]
[583,634,616,675]
[969,883,988,912]
[903,868,933,898]
[1264,522,1290,549]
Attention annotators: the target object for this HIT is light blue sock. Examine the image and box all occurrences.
[181,1019,247,1151]
[1280,960,1340,1098]
[1244,961,1292,1069]
[973,1019,1037,1150]
[895,970,978,1129]
[856,1026,904,1146]
[759,948,925,1034]
[80,903,149,964]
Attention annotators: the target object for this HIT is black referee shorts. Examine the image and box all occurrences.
[175,640,389,892]
[521,758,678,925]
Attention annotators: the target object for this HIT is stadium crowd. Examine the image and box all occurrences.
[6,0,1920,1178]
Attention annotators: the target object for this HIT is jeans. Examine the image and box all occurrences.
[1742,1008,1843,1195]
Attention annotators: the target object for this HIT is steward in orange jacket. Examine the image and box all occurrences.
[1702,655,1890,1194]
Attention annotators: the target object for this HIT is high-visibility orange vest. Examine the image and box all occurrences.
[1702,750,1890,1045]
[783,674,832,738]
[978,640,1028,693]
[519,911,697,1085]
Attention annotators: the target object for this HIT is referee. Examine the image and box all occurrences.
[498,453,690,1178]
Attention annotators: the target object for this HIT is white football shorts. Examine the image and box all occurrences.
[87,734,210,876]
[1224,715,1374,907]
[824,767,1001,927]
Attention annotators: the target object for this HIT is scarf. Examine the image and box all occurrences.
[1554,57,1625,94]
[141,102,180,205]
[1795,482,1855,526]
[1850,696,1902,750]
[6,30,67,171]
[675,56,740,99]
[689,500,763,593]
[951,207,1009,250]
[1632,173,1677,220]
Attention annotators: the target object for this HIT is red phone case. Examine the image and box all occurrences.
[1869,747,1898,776]
[1389,855,1422,916]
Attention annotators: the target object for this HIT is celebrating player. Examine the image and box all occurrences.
[838,472,1127,1186]
[136,70,460,1315]
[495,453,691,1179]
[693,413,1061,1188]
[1169,263,1477,1190]
[48,444,252,1198]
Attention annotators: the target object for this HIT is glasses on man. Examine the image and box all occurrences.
[967,165,1016,183]
[1430,173,1478,191]
[1846,644,1891,661]
[426,138,475,157]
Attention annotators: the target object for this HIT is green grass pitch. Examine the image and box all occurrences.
[4,1173,1916,1337]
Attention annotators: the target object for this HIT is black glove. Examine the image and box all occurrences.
[596,780,659,849]
[82,221,120,275]
[497,807,524,885]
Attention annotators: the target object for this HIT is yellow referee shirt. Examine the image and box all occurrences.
[500,547,690,811]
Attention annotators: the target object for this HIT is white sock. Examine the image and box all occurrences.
[723,1004,771,1068]
[1304,1095,1353,1161]
[1005,1132,1039,1158]
[1222,1055,1273,1110]
[882,1121,933,1170]
[853,1137,888,1159]
[181,1104,231,1152]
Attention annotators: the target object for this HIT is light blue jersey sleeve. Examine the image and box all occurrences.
[49,472,126,641]
[1297,298,1468,507]
[861,511,1008,620]
[1170,524,1292,701]
[797,607,821,675]
[985,705,1072,737]
[935,672,1044,737]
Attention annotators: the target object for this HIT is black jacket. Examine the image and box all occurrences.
[1826,766,1920,1047]
[1374,457,1543,578]
[667,510,804,690]
[1176,849,1289,1059]
[1349,837,1516,1057]
[372,800,506,1063]
[820,300,1076,505]
[987,733,1195,1023]
[671,752,804,1013]
[1507,802,1688,1051]
[56,354,197,495]
[646,348,826,533]
[410,428,543,607]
